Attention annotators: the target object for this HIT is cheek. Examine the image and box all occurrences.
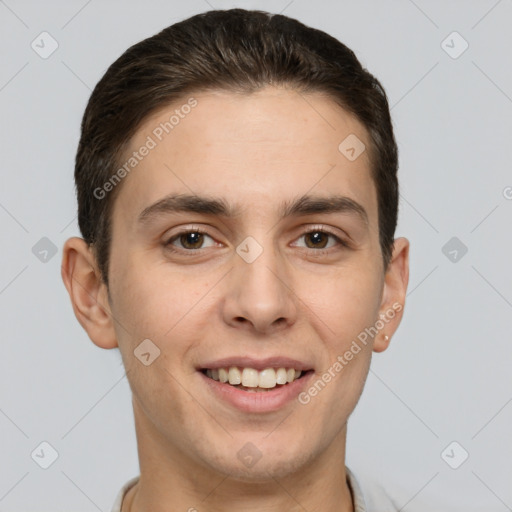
[111,256,177,328]
[109,267,206,430]
[299,264,383,345]
[109,259,219,363]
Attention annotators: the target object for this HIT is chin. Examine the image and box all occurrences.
[203,444,315,483]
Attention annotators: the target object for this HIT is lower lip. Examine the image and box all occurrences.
[199,371,313,413]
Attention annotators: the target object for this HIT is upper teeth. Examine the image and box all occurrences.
[205,367,302,389]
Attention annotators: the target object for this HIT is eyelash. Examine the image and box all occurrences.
[164,225,349,255]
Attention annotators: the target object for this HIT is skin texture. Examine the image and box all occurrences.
[62,86,409,512]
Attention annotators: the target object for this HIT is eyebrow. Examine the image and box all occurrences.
[137,193,368,225]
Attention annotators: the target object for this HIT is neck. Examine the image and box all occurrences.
[123,399,354,512]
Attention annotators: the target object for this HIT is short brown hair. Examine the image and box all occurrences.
[75,8,399,285]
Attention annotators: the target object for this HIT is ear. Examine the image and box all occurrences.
[61,237,118,349]
[373,237,410,353]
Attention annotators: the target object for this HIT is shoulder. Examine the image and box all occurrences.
[346,467,400,512]
[110,476,140,512]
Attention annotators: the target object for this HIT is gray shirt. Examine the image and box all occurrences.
[110,467,398,511]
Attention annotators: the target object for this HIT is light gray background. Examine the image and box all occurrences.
[1,0,511,510]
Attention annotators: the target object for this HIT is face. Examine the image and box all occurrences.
[64,86,409,482]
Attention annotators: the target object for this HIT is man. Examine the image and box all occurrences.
[61,9,409,511]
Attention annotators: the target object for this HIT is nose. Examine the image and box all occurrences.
[221,241,298,335]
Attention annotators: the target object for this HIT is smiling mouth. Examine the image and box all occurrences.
[201,367,310,392]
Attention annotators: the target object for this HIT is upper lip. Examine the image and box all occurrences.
[199,356,313,372]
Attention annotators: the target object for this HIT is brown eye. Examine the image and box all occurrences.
[166,230,216,251]
[179,232,204,249]
[291,228,348,252]
[304,231,330,249]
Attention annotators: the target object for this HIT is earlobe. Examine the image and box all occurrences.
[373,237,410,353]
[373,333,391,353]
[61,237,118,349]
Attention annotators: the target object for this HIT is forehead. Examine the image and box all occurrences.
[112,87,377,225]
